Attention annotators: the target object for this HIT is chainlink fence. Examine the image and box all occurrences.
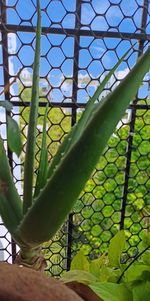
[0,0,150,276]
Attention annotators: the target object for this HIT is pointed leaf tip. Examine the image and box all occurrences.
[108,230,126,268]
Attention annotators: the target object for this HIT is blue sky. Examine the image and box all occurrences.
[0,0,149,104]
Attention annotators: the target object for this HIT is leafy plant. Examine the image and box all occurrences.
[0,0,150,270]
[62,231,150,301]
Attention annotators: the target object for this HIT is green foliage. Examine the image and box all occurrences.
[72,108,150,256]
[132,281,150,301]
[62,270,97,285]
[62,231,150,301]
[124,264,150,282]
[90,282,132,301]
[89,254,108,278]
[71,250,89,271]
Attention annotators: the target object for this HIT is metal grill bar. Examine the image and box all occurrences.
[0,24,150,41]
[66,0,82,271]
[120,0,150,230]
[1,0,17,263]
[6,101,150,110]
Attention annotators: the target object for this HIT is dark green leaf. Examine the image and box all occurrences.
[7,116,22,157]
[0,136,23,240]
[125,264,150,282]
[132,281,150,301]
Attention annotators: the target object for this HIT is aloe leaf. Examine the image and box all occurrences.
[7,116,22,157]
[23,0,41,214]
[47,124,77,179]
[0,100,13,111]
[47,46,133,179]
[16,47,150,247]
[0,195,24,246]
[0,136,23,236]
[34,105,48,198]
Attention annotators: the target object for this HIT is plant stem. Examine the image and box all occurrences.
[15,246,46,272]
[23,0,41,213]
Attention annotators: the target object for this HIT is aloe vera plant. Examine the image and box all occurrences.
[0,0,150,270]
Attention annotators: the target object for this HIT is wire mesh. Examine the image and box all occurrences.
[0,0,150,275]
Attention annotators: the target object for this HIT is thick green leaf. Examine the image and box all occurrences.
[108,230,126,268]
[0,100,13,112]
[7,116,22,157]
[132,281,150,301]
[0,136,23,239]
[34,105,48,198]
[47,46,133,180]
[62,270,98,285]
[71,250,89,271]
[0,195,24,246]
[90,282,132,301]
[16,47,150,247]
[125,264,150,282]
[23,0,41,213]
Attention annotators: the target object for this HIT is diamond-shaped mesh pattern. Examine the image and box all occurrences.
[0,0,150,275]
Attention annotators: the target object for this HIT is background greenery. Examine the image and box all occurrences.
[18,84,150,275]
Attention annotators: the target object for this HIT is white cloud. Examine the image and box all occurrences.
[115,68,130,80]
[8,58,16,77]
[91,45,105,53]
[8,33,17,85]
[8,33,17,54]
[144,72,150,81]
